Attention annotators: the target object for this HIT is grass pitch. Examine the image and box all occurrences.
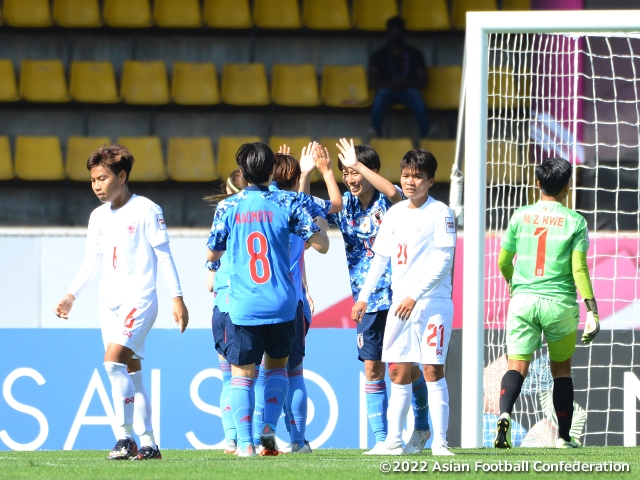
[0,447,638,479]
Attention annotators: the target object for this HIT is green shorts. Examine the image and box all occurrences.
[506,293,579,362]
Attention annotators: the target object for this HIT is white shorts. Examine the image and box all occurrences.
[98,294,158,361]
[381,297,453,365]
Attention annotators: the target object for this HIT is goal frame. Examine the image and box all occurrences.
[461,9,640,448]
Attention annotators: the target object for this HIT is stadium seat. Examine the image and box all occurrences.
[370,138,413,183]
[488,67,530,110]
[321,65,370,107]
[271,64,320,107]
[66,136,111,181]
[253,0,301,29]
[352,0,398,31]
[452,0,497,30]
[70,61,119,103]
[117,137,167,182]
[502,0,531,10]
[171,62,220,105]
[221,64,270,106]
[319,136,363,182]
[3,0,52,27]
[0,59,19,102]
[419,139,457,183]
[121,61,170,105]
[217,136,261,181]
[53,0,102,28]
[303,0,351,30]
[401,0,451,31]
[167,138,217,182]
[0,136,13,180]
[269,136,319,182]
[19,60,70,103]
[103,0,152,28]
[423,65,462,110]
[154,0,202,28]
[486,141,532,185]
[15,136,65,181]
[203,0,252,29]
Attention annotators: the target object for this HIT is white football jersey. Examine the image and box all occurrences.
[372,196,456,300]
[85,194,170,308]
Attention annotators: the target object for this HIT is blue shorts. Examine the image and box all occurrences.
[212,306,231,357]
[288,301,310,369]
[356,309,388,362]
[224,320,296,366]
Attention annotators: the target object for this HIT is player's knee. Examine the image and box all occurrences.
[423,364,444,382]
[364,360,385,381]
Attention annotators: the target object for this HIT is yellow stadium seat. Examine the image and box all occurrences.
[353,0,398,31]
[488,66,530,110]
[117,137,166,182]
[167,138,217,182]
[254,0,301,29]
[321,65,370,107]
[4,0,52,27]
[15,136,65,181]
[53,0,102,27]
[221,64,270,106]
[66,136,111,181]
[154,0,202,28]
[423,65,462,110]
[402,0,450,31]
[369,138,414,183]
[269,136,318,182]
[171,62,220,105]
[419,139,457,183]
[452,0,497,30]
[217,136,261,181]
[70,61,119,103]
[0,136,13,180]
[203,0,252,29]
[303,0,351,30]
[271,64,320,107]
[0,59,19,101]
[319,137,363,182]
[486,140,533,186]
[121,61,170,105]
[103,0,152,28]
[502,0,531,10]
[20,60,70,103]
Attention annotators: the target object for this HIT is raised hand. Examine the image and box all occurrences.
[300,141,318,175]
[314,144,332,175]
[336,138,357,170]
[278,144,290,155]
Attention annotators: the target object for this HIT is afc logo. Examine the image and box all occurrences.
[157,214,167,230]
[445,216,456,233]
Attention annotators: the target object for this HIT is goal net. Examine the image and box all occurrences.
[460,10,640,448]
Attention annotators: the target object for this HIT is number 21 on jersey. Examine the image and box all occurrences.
[247,232,271,284]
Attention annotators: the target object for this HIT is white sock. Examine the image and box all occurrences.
[104,362,135,440]
[385,383,412,446]
[129,370,156,449]
[426,377,450,447]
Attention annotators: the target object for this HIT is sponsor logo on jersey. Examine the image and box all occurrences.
[445,217,456,233]
[358,216,372,233]
[266,397,278,405]
[357,333,364,349]
[123,330,132,338]
[436,349,443,356]
[157,214,167,230]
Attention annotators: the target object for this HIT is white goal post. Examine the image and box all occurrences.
[461,10,640,448]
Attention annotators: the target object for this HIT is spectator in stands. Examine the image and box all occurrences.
[368,16,429,140]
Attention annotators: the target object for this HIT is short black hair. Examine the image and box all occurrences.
[235,142,275,185]
[535,157,572,196]
[387,16,405,32]
[87,143,134,184]
[338,145,381,172]
[400,149,437,180]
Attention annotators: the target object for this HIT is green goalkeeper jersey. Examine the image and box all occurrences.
[501,200,589,304]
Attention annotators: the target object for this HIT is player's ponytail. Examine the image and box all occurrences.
[203,169,247,206]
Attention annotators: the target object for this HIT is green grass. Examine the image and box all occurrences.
[0,448,638,480]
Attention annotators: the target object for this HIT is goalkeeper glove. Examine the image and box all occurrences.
[582,298,600,344]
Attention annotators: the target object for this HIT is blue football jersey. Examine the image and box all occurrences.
[327,188,403,313]
[207,185,320,325]
[213,259,230,313]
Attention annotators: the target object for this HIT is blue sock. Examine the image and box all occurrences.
[412,371,430,431]
[286,364,307,447]
[230,376,254,449]
[253,364,264,445]
[262,367,289,431]
[219,358,236,443]
[365,380,388,443]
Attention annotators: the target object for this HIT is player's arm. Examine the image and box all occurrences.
[336,138,403,204]
[205,259,220,293]
[54,251,102,319]
[306,231,329,254]
[302,263,314,316]
[572,249,599,344]
[154,243,189,333]
[498,248,516,296]
[314,144,343,214]
[352,253,390,322]
[299,141,318,195]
